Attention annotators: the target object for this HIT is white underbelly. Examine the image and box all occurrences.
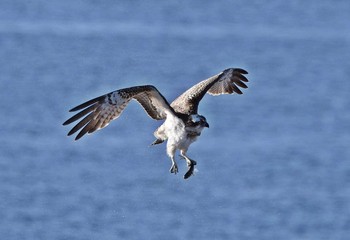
[163,115,200,150]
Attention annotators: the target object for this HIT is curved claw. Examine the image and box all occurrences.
[188,159,197,167]
[170,163,178,174]
[179,155,197,167]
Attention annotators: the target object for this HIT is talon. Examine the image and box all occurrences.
[186,159,197,167]
[170,163,178,174]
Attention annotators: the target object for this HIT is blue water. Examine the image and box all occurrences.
[1,1,350,239]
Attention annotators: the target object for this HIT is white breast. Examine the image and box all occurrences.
[164,115,186,142]
[163,115,204,150]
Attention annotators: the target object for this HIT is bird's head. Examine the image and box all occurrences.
[188,114,209,128]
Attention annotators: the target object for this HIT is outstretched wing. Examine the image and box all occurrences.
[63,85,173,140]
[170,68,249,115]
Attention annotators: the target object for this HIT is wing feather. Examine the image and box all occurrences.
[67,112,98,136]
[63,104,99,126]
[63,85,173,140]
[69,95,104,112]
[171,68,249,114]
[75,113,101,140]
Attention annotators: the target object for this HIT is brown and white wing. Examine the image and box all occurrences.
[63,85,173,140]
[170,68,249,115]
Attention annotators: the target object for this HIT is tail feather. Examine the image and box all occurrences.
[150,139,165,146]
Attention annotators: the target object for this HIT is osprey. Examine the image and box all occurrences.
[63,68,249,179]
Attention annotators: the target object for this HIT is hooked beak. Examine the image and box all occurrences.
[204,122,209,128]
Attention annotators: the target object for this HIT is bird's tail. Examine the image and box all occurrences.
[150,138,165,146]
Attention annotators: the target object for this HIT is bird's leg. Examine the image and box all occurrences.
[169,156,178,174]
[180,150,197,167]
[167,147,178,174]
[180,150,197,179]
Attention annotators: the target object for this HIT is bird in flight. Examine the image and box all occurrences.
[63,68,249,179]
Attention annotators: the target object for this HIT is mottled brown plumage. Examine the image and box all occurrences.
[170,68,248,115]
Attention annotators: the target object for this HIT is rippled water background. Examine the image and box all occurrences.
[1,1,350,239]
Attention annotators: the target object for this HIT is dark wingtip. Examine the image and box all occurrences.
[68,95,105,112]
[74,130,86,140]
[234,81,248,89]
[69,104,85,112]
[69,106,82,112]
[74,135,82,141]
[62,116,76,126]
[67,128,75,137]
[232,85,243,94]
[234,68,248,74]
[238,74,249,82]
